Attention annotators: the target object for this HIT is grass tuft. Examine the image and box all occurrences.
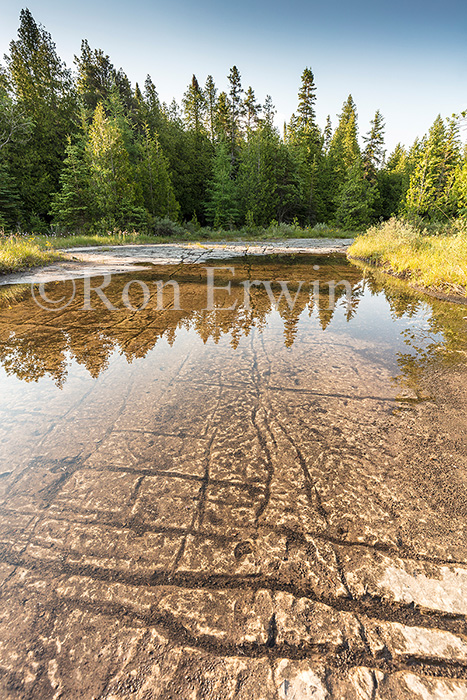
[0,233,62,274]
[348,217,467,295]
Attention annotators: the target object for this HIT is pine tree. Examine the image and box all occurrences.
[74,40,115,116]
[182,75,206,135]
[204,75,217,142]
[227,66,244,163]
[244,87,261,132]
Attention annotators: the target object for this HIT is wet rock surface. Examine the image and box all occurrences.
[0,256,467,698]
[0,239,352,286]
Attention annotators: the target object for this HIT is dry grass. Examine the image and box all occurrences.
[0,234,62,274]
[348,218,467,295]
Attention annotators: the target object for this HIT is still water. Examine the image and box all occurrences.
[0,254,467,699]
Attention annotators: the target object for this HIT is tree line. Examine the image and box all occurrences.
[0,9,466,234]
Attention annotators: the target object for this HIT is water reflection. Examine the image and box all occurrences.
[0,255,465,394]
[1,254,467,696]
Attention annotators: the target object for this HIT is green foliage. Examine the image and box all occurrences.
[136,125,180,220]
[49,136,93,232]
[3,9,77,227]
[405,116,461,219]
[238,118,301,226]
[348,216,467,294]
[205,140,240,228]
[335,162,375,230]
[86,102,135,222]
[0,161,21,229]
[1,10,466,239]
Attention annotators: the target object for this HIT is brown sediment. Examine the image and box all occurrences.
[0,255,467,698]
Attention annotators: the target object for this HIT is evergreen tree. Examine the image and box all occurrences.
[238,107,300,226]
[377,143,409,218]
[204,75,217,142]
[182,75,206,135]
[86,102,135,225]
[363,110,385,182]
[405,115,460,218]
[323,116,332,153]
[136,124,179,220]
[50,134,93,232]
[215,91,231,141]
[0,161,21,229]
[4,9,77,228]
[329,95,360,180]
[74,40,115,115]
[244,87,261,131]
[335,161,374,230]
[327,94,360,219]
[227,66,244,163]
[286,68,323,224]
[205,140,239,227]
[296,67,317,130]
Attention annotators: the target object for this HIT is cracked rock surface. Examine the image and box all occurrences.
[0,255,467,698]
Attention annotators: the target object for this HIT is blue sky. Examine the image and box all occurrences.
[1,0,466,151]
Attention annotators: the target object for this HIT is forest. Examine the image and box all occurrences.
[0,8,466,235]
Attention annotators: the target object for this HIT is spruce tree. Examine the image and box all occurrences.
[405,115,460,218]
[377,143,410,218]
[329,95,360,179]
[363,110,385,182]
[50,134,93,232]
[205,140,239,227]
[215,92,231,142]
[74,40,115,116]
[296,67,317,130]
[286,68,323,224]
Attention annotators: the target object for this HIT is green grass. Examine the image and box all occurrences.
[0,234,62,274]
[348,217,467,296]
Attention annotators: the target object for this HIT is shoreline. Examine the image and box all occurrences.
[0,239,352,286]
[348,254,467,306]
